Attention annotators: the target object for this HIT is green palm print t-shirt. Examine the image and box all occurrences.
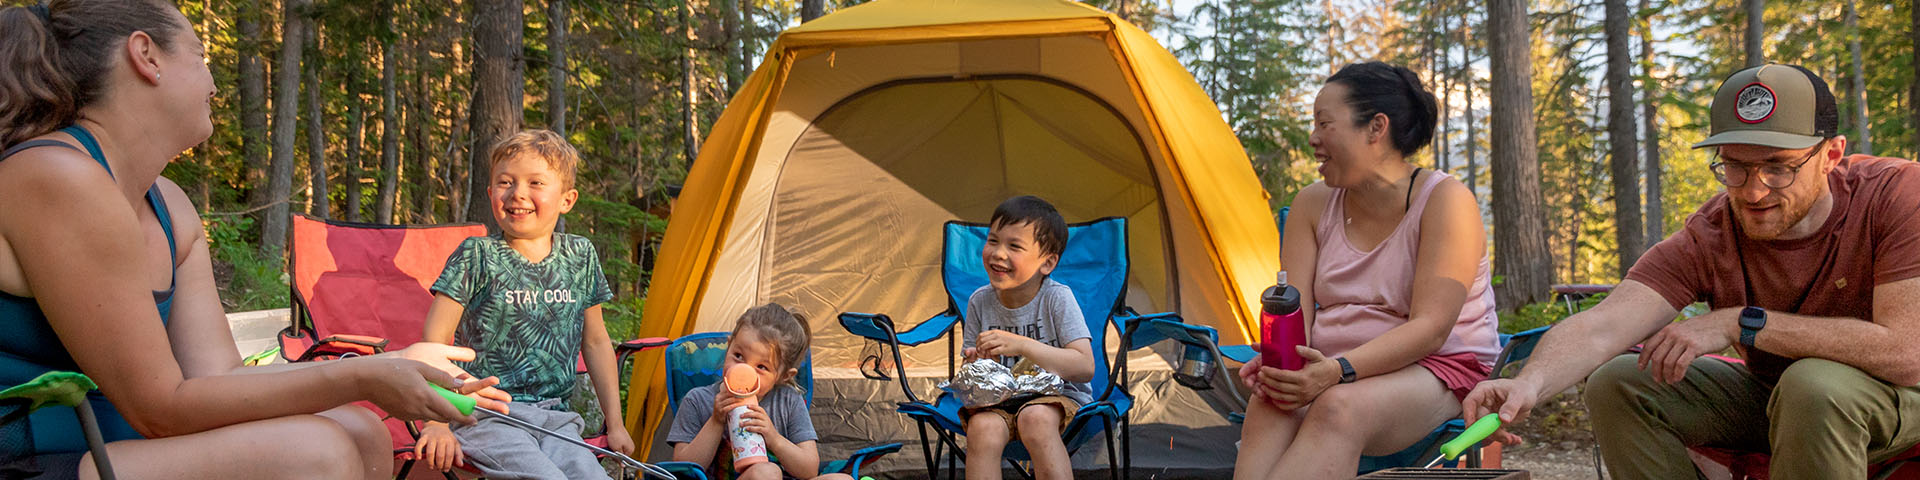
[432,233,613,402]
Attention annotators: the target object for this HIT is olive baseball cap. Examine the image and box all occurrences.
[1692,64,1838,150]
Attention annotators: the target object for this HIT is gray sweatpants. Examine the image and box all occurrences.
[451,399,611,480]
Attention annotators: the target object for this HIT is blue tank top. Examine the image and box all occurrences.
[0,125,176,457]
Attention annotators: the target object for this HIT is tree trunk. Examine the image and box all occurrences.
[549,0,568,136]
[344,71,366,223]
[1846,0,1871,154]
[802,0,825,23]
[1605,0,1644,275]
[1745,0,1764,67]
[377,30,400,224]
[467,0,527,228]
[238,2,269,211]
[723,0,741,93]
[681,0,701,167]
[1913,0,1920,158]
[305,16,328,219]
[406,28,427,224]
[1437,7,1452,173]
[1487,0,1554,308]
[1642,0,1664,243]
[1463,16,1477,193]
[262,0,307,253]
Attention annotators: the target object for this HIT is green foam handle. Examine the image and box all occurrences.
[430,384,476,416]
[1440,413,1502,460]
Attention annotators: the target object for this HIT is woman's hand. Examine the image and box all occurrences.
[386,342,513,412]
[1254,346,1340,409]
[1238,352,1265,395]
[414,422,464,471]
[351,357,506,424]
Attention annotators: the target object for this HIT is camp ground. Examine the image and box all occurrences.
[622,0,1281,475]
[21,0,1920,478]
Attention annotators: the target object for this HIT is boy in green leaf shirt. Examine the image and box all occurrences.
[413,130,630,479]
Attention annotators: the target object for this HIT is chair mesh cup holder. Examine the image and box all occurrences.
[859,340,893,381]
[1172,344,1218,390]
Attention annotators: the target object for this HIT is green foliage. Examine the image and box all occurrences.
[565,192,666,339]
[1171,0,1326,211]
[206,217,289,312]
[1500,293,1606,334]
[169,0,1920,326]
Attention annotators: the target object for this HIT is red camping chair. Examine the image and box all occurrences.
[276,214,663,479]
[1550,284,1920,480]
[278,214,485,362]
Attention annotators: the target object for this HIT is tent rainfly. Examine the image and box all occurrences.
[625,0,1282,473]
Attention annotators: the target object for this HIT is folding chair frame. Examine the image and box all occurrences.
[838,217,1144,480]
[618,333,901,480]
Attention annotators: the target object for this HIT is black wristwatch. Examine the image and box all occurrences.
[1738,306,1768,349]
[1335,357,1357,384]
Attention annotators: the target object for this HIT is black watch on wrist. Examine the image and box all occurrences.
[1738,306,1767,349]
[1335,357,1357,384]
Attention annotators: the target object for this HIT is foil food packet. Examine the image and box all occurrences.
[941,358,1067,408]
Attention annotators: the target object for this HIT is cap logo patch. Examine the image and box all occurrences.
[1736,82,1776,124]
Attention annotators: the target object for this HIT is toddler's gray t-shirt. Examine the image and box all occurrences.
[963,278,1094,404]
[666,383,816,447]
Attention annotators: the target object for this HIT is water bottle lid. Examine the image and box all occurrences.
[724,363,761,396]
[1277,271,1288,286]
[1261,279,1301,314]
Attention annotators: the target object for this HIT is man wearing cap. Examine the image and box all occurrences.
[1462,64,1920,479]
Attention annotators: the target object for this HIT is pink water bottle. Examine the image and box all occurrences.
[1259,272,1306,370]
[723,364,769,471]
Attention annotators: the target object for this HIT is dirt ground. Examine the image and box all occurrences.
[1498,387,1606,480]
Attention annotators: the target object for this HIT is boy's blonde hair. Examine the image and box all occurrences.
[488,129,580,188]
[732,303,811,385]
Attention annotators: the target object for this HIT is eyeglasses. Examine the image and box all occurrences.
[1709,140,1827,190]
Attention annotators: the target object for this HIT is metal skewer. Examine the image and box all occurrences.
[471,408,675,479]
[433,385,675,479]
[1421,414,1503,468]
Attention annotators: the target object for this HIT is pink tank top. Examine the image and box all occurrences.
[1310,172,1500,369]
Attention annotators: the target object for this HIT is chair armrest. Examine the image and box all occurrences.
[614,337,673,365]
[836,442,903,477]
[287,333,389,361]
[657,461,710,480]
[1219,345,1257,363]
[1117,312,1210,352]
[841,311,961,347]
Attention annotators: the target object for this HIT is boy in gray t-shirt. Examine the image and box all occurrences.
[959,196,1096,480]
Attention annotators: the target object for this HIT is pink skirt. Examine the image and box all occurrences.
[1416,351,1491,401]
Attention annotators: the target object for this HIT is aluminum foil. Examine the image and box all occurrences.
[941,358,1067,408]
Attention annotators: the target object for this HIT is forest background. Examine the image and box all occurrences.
[163,0,1915,341]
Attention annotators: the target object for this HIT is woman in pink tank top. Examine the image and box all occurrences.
[1234,62,1502,480]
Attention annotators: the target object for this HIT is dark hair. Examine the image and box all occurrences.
[1,0,187,146]
[1326,62,1439,156]
[732,303,811,383]
[989,195,1068,257]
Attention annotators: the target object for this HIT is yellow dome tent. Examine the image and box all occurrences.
[625,0,1281,472]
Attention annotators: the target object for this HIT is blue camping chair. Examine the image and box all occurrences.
[1146,320,1550,473]
[838,217,1156,480]
[628,332,901,480]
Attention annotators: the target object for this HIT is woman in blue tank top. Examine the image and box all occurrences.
[0,2,511,479]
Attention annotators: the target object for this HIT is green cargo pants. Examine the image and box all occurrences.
[1584,354,1920,480]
